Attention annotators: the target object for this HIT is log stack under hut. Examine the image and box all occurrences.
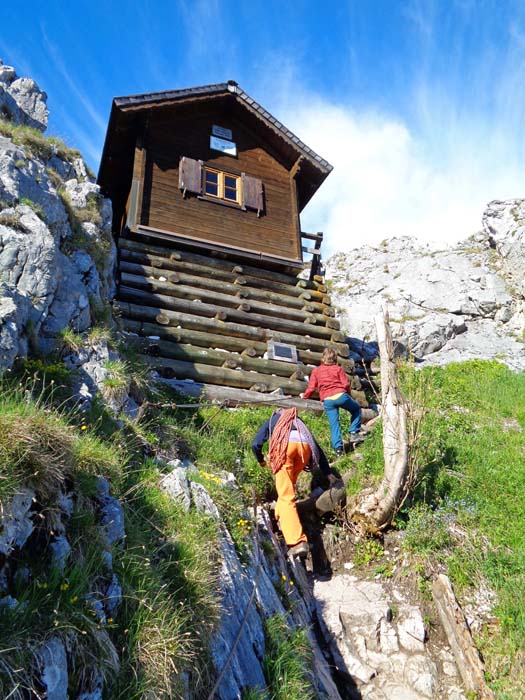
[98,81,364,407]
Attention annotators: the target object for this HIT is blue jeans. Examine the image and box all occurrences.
[323,392,362,451]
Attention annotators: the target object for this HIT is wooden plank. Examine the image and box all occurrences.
[118,285,343,341]
[122,319,354,369]
[115,301,350,356]
[432,575,495,700]
[119,267,332,327]
[139,355,307,394]
[128,336,307,379]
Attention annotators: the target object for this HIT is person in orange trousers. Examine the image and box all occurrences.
[252,408,337,556]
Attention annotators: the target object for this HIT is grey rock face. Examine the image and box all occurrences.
[38,637,68,700]
[0,60,48,131]
[0,66,116,371]
[314,574,455,699]
[97,477,125,547]
[0,487,35,555]
[50,534,71,573]
[327,201,525,370]
[160,468,191,512]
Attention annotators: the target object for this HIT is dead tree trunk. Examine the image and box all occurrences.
[348,306,410,532]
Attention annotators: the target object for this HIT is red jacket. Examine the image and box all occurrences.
[302,364,350,401]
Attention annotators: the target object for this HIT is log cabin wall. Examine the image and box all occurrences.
[141,105,301,261]
[114,232,367,401]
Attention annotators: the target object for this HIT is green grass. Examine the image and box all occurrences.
[263,615,315,700]
[0,376,222,699]
[359,360,525,698]
[19,197,46,221]
[0,118,82,163]
[110,460,220,699]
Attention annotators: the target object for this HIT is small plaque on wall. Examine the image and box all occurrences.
[212,124,232,140]
[210,135,237,156]
[267,341,298,363]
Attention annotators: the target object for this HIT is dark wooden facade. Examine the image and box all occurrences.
[97,82,363,400]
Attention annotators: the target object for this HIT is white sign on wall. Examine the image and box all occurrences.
[210,135,237,156]
[212,124,233,140]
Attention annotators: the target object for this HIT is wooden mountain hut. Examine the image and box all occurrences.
[98,81,355,400]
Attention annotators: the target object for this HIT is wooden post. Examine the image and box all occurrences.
[348,306,409,531]
[432,575,495,700]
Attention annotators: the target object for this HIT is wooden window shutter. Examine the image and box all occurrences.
[179,156,203,196]
[241,173,264,216]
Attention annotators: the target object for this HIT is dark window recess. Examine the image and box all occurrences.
[205,169,219,196]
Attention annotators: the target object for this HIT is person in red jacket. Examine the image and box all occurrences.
[301,347,363,455]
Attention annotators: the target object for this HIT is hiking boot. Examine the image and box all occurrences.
[348,431,367,444]
[288,541,309,558]
[335,448,344,458]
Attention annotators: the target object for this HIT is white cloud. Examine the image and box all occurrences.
[277,95,525,255]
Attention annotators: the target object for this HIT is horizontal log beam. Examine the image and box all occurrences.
[122,319,355,370]
[115,301,350,356]
[157,379,325,412]
[128,336,308,379]
[118,285,345,342]
[118,246,332,307]
[119,267,333,328]
[139,355,307,394]
[120,235,321,289]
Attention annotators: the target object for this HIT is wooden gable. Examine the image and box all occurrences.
[139,104,302,262]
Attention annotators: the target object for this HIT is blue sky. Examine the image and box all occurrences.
[2,1,525,253]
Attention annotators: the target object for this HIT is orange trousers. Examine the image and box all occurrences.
[274,442,311,546]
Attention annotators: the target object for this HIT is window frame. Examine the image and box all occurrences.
[202,166,243,206]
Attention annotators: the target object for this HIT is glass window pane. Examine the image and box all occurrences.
[224,188,237,201]
[205,170,218,184]
[205,182,218,196]
[224,175,237,188]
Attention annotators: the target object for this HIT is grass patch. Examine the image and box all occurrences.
[0,208,28,232]
[263,615,314,700]
[372,360,525,698]
[110,461,220,699]
[0,118,81,163]
[19,197,46,221]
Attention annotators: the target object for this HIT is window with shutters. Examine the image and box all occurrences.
[203,167,241,204]
[179,156,264,215]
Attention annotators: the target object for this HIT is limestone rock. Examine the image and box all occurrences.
[160,468,191,512]
[38,637,68,700]
[104,574,123,618]
[404,654,438,697]
[0,60,48,131]
[398,607,426,652]
[50,535,71,573]
[326,204,525,370]
[0,487,35,555]
[97,477,125,547]
[190,481,221,520]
